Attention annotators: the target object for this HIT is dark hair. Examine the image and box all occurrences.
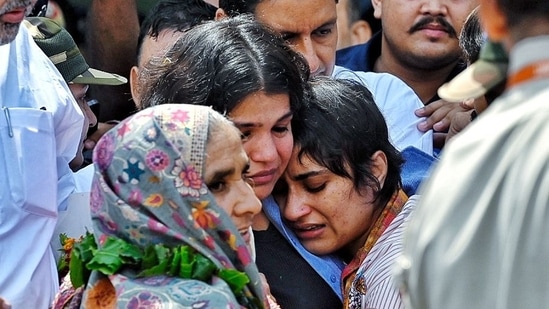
[346,0,381,35]
[459,6,483,64]
[496,0,549,29]
[136,0,216,62]
[219,0,339,16]
[139,15,309,116]
[293,77,403,209]
[218,0,259,16]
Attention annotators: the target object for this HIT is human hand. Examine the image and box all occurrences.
[84,122,118,151]
[0,297,11,309]
[415,99,472,133]
[260,273,281,309]
[445,110,474,144]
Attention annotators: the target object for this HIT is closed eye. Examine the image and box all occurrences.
[305,183,326,193]
[273,125,289,134]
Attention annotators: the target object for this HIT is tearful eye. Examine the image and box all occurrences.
[306,183,326,193]
[208,181,226,193]
[273,126,289,133]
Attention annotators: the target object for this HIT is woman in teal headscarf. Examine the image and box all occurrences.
[54,104,272,308]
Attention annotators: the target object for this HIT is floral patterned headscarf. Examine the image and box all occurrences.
[82,104,265,308]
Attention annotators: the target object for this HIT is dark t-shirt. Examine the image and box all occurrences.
[255,224,342,309]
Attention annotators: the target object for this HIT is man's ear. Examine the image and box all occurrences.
[479,0,509,41]
[215,8,228,21]
[350,20,373,46]
[371,0,382,20]
[370,150,388,188]
[129,66,141,109]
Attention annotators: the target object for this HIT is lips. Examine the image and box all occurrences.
[422,22,448,31]
[248,168,277,186]
[1,8,26,24]
[415,23,453,40]
[290,223,326,240]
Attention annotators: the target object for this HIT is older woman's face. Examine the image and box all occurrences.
[229,91,293,200]
[204,124,261,245]
[282,147,380,260]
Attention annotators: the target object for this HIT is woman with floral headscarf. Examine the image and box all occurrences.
[54,104,272,308]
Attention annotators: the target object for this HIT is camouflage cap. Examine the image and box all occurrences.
[438,40,508,102]
[24,17,127,86]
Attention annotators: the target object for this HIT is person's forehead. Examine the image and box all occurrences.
[254,0,337,34]
[206,122,245,168]
[336,0,349,16]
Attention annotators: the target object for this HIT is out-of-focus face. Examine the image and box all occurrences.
[130,29,184,107]
[335,0,352,50]
[0,0,33,45]
[204,122,261,246]
[254,0,338,77]
[282,147,378,259]
[68,83,97,171]
[373,0,478,70]
[229,92,293,200]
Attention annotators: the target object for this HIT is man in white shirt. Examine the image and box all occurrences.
[0,1,83,307]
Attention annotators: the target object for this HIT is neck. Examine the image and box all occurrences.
[339,205,384,263]
[374,44,459,104]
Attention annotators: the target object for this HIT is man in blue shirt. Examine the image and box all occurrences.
[337,0,478,148]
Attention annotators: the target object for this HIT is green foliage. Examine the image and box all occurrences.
[66,233,262,308]
[69,231,97,288]
[218,269,251,293]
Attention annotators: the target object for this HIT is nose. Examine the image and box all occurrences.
[234,180,262,217]
[420,0,448,16]
[247,133,278,164]
[283,189,310,222]
[84,104,98,127]
[295,37,322,76]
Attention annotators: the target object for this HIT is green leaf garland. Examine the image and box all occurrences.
[66,233,262,308]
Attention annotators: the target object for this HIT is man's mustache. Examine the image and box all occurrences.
[408,16,457,38]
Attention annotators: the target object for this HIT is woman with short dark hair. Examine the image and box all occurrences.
[283,77,417,309]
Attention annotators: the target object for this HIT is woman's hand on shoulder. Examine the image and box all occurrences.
[260,273,281,309]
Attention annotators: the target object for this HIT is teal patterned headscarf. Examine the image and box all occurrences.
[83,104,265,308]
